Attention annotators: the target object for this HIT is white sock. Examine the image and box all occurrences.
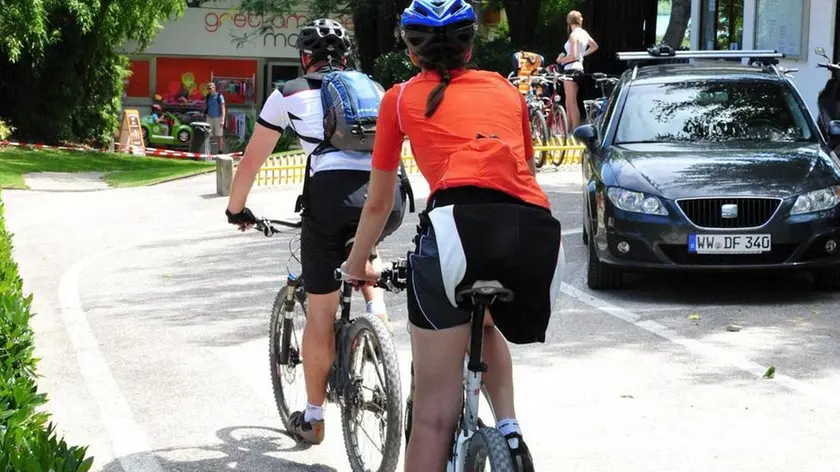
[366,300,387,317]
[304,402,324,422]
[496,418,522,437]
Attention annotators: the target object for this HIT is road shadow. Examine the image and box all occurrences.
[99,426,336,472]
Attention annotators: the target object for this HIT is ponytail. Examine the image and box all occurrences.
[425,65,451,118]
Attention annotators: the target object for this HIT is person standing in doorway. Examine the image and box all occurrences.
[206,82,226,153]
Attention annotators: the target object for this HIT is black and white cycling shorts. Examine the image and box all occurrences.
[406,187,565,344]
[301,169,406,295]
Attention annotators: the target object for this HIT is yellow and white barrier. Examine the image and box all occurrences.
[253,139,585,187]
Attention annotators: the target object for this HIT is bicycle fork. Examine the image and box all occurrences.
[448,301,488,472]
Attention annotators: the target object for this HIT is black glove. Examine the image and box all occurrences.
[226,207,257,225]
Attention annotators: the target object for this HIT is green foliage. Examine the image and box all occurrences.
[0,196,94,470]
[0,0,186,146]
[373,51,419,89]
[0,119,14,141]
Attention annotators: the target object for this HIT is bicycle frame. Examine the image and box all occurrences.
[447,299,490,472]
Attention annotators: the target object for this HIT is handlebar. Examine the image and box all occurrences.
[333,258,409,293]
[818,62,840,72]
[254,217,302,237]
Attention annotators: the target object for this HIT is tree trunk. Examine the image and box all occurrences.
[353,0,378,73]
[662,0,692,49]
[502,0,541,49]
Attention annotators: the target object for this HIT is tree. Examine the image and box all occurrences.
[0,0,186,145]
[662,0,691,49]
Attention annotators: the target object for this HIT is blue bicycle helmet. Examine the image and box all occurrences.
[399,0,477,63]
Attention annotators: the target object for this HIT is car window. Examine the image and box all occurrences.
[614,80,816,144]
[597,80,623,134]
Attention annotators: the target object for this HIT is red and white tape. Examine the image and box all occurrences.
[0,140,242,160]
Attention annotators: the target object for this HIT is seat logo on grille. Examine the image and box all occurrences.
[721,204,738,219]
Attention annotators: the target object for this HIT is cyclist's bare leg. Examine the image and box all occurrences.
[480,311,516,421]
[406,323,472,472]
[302,291,340,406]
[360,246,388,322]
[564,79,581,130]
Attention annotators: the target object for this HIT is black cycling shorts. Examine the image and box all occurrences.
[301,169,406,295]
[406,187,565,344]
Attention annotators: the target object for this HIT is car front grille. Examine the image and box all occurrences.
[677,198,781,228]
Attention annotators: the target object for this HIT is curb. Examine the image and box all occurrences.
[0,140,243,161]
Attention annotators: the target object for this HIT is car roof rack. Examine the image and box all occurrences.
[618,45,786,79]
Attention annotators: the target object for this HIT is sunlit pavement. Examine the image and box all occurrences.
[5,167,840,472]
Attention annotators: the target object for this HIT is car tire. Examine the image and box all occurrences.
[587,235,623,290]
[813,266,840,291]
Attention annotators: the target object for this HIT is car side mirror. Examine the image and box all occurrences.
[573,124,600,150]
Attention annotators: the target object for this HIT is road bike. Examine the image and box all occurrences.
[255,217,406,472]
[583,73,620,125]
[395,276,520,471]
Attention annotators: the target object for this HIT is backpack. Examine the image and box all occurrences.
[293,70,415,216]
[319,70,381,152]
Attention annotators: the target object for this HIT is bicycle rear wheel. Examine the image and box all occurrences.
[551,104,569,166]
[269,283,307,432]
[341,313,402,472]
[530,111,550,169]
[463,427,516,472]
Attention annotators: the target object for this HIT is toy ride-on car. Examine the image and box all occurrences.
[140,111,193,148]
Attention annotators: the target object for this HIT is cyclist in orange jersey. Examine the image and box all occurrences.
[339,1,564,470]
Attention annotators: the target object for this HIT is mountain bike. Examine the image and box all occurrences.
[255,217,406,472]
[583,73,620,125]
[397,278,519,472]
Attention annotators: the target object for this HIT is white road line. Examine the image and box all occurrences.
[562,227,583,236]
[58,228,231,472]
[560,282,840,408]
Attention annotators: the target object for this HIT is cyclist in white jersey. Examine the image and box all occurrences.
[224,18,406,445]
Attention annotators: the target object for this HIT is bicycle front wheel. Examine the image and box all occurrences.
[551,104,569,166]
[341,313,402,472]
[530,111,550,169]
[463,427,516,472]
[268,283,307,432]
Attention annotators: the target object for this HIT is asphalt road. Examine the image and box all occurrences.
[5,168,840,472]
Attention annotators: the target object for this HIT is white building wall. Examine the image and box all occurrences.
[691,0,836,119]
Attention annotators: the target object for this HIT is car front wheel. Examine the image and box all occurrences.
[587,235,623,290]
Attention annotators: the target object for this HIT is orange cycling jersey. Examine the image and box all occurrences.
[371,69,550,210]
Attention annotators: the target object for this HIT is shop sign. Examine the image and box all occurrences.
[122,2,354,59]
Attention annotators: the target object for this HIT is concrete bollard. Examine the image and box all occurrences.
[216,155,234,197]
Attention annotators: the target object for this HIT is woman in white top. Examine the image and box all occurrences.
[556,10,599,130]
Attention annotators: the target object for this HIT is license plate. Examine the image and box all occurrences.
[688,234,771,254]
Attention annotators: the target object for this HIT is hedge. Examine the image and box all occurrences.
[0,195,93,471]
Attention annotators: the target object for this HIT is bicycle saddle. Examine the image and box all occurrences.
[590,72,608,79]
[456,280,515,303]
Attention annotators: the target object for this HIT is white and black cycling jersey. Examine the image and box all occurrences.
[256,72,385,174]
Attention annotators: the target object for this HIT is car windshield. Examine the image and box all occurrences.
[614,80,816,144]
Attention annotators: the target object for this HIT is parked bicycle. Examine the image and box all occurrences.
[583,72,620,125]
[510,68,574,167]
[255,217,405,472]
[397,278,520,471]
[509,72,557,168]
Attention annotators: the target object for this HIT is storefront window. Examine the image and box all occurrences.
[700,0,744,50]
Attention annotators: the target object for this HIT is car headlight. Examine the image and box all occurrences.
[607,187,668,215]
[791,186,840,215]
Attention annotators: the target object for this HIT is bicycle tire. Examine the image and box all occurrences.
[463,427,516,472]
[341,313,402,472]
[268,284,307,432]
[531,111,549,169]
[551,104,569,166]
